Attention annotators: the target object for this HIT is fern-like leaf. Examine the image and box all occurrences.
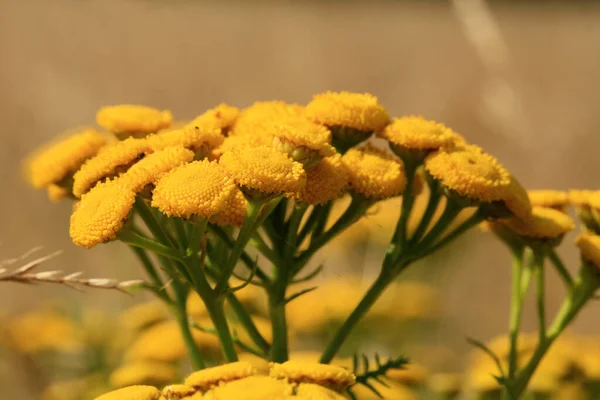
[346,353,410,399]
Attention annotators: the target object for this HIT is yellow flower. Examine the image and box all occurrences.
[147,126,224,157]
[4,310,82,353]
[72,137,150,197]
[152,160,237,219]
[187,103,240,132]
[269,361,356,391]
[210,188,248,227]
[70,179,136,248]
[575,233,600,267]
[110,361,178,388]
[380,116,461,151]
[350,381,416,400]
[501,206,575,239]
[291,154,348,205]
[162,384,197,399]
[370,281,439,320]
[427,373,462,395]
[219,146,306,195]
[237,353,270,375]
[205,376,292,400]
[41,378,97,400]
[230,101,304,136]
[121,146,194,192]
[26,129,106,188]
[293,383,348,399]
[213,134,274,159]
[185,362,256,390]
[528,190,569,210]
[386,363,429,387]
[97,105,173,136]
[342,144,406,200]
[47,184,71,202]
[271,119,336,166]
[125,320,220,362]
[504,174,534,221]
[568,189,594,207]
[94,386,161,400]
[186,292,209,318]
[306,91,390,133]
[120,300,170,331]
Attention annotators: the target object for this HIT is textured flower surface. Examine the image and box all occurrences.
[147,126,224,155]
[47,184,70,202]
[305,91,389,133]
[94,385,161,400]
[121,146,194,192]
[269,361,356,391]
[109,361,177,388]
[152,160,236,219]
[528,190,569,209]
[97,105,172,135]
[576,233,600,267]
[292,154,348,205]
[72,137,150,197]
[162,384,197,399]
[26,129,106,188]
[293,383,347,399]
[70,179,136,248]
[342,144,406,200]
[220,146,306,194]
[230,101,304,136]
[120,300,169,332]
[187,103,240,131]
[206,376,292,400]
[380,116,460,150]
[185,361,256,390]
[271,118,336,157]
[210,188,248,227]
[425,145,512,204]
[502,206,575,239]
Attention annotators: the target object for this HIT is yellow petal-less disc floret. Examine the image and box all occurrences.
[206,376,292,400]
[121,146,194,192]
[503,174,534,221]
[575,233,600,268]
[380,116,460,151]
[47,184,71,202]
[219,146,306,195]
[342,144,406,200]
[110,361,178,388]
[26,129,106,188]
[147,126,224,157]
[72,137,150,197]
[97,105,173,136]
[269,361,356,391]
[230,101,304,137]
[185,362,256,391]
[210,188,248,227]
[568,189,594,207]
[424,145,512,205]
[293,383,348,399]
[187,103,240,132]
[120,300,170,332]
[528,190,569,210]
[271,119,336,164]
[306,91,390,133]
[151,160,237,219]
[501,206,575,239]
[292,154,348,205]
[162,384,198,399]
[94,385,161,400]
[69,179,136,248]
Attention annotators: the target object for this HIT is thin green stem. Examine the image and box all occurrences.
[409,179,441,245]
[419,208,484,256]
[312,202,333,241]
[548,250,573,289]
[507,247,524,379]
[134,198,175,246]
[173,218,189,250]
[284,204,307,259]
[414,200,462,253]
[226,293,270,355]
[173,291,206,370]
[297,205,322,246]
[534,252,547,340]
[251,233,281,265]
[128,245,171,303]
[119,229,184,260]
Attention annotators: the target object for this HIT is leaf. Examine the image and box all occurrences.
[285,286,318,304]
[467,337,506,378]
[348,354,409,399]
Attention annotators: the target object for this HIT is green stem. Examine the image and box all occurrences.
[269,289,289,362]
[312,202,333,240]
[133,198,175,246]
[119,229,184,260]
[173,218,189,250]
[534,252,546,340]
[320,269,395,363]
[297,205,323,246]
[414,200,462,253]
[420,208,484,256]
[384,166,416,267]
[226,293,270,355]
[173,290,206,370]
[548,250,573,289]
[409,179,441,245]
[507,247,524,379]
[251,233,281,265]
[128,245,170,303]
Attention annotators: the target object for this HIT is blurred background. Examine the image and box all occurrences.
[1,0,600,398]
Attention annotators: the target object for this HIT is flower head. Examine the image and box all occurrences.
[386,363,429,387]
[187,103,240,132]
[219,146,306,195]
[161,385,197,399]
[294,383,348,399]
[503,174,533,220]
[47,184,71,202]
[70,179,136,248]
[110,361,177,388]
[269,361,355,391]
[427,373,462,396]
[380,116,461,151]
[72,137,150,197]
[306,91,390,133]
[206,376,292,400]
[501,206,575,239]
[95,386,161,400]
[151,160,236,219]
[185,362,256,390]
[568,189,594,207]
[230,101,304,136]
[147,126,224,157]
[120,301,170,332]
[26,129,106,188]
[342,144,406,200]
[528,190,569,210]
[121,147,194,192]
[576,233,600,268]
[291,154,348,205]
[271,119,336,166]
[97,105,172,136]
[210,188,248,227]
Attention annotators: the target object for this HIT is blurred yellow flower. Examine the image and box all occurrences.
[205,375,292,400]
[575,233,600,267]
[125,320,220,362]
[26,129,106,189]
[291,154,348,205]
[350,380,416,400]
[293,383,347,399]
[568,189,594,207]
[72,137,150,197]
[110,361,178,388]
[121,146,194,192]
[237,353,270,375]
[97,105,172,136]
[271,119,336,166]
[210,188,248,227]
[220,146,306,195]
[380,116,460,151]
[47,183,70,202]
[427,373,462,396]
[41,378,100,400]
[70,179,136,248]
[503,174,534,221]
[501,206,575,239]
[230,101,304,136]
[269,361,355,391]
[306,91,389,133]
[187,103,240,132]
[120,300,170,332]
[185,361,256,390]
[152,160,237,219]
[342,144,406,200]
[147,126,224,158]
[528,190,569,210]
[386,363,429,387]
[94,385,161,400]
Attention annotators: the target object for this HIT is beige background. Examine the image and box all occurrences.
[1,0,600,388]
